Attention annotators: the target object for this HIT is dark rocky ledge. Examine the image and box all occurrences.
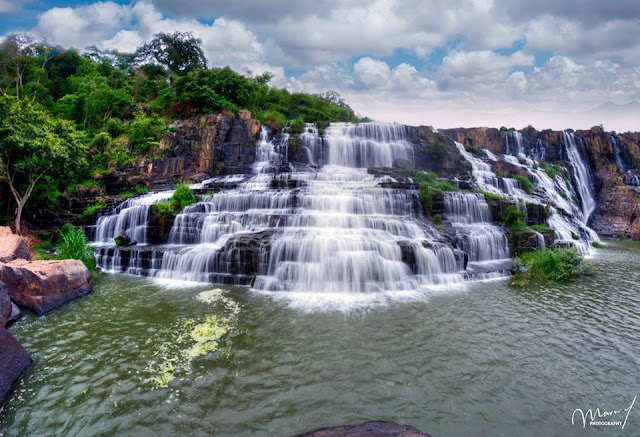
[293,421,432,437]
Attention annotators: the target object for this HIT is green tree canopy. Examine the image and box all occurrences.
[135,31,207,75]
[0,96,87,233]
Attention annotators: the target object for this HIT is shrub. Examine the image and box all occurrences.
[79,198,107,218]
[413,172,459,216]
[104,117,125,137]
[511,248,595,285]
[172,183,197,210]
[56,223,96,275]
[592,241,603,248]
[511,174,533,194]
[530,224,552,232]
[264,109,287,132]
[289,117,305,134]
[501,205,527,231]
[151,184,197,227]
[422,139,449,162]
[128,111,168,154]
[476,190,508,203]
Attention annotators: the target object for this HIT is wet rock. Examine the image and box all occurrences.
[294,421,431,437]
[0,327,32,406]
[393,158,413,169]
[509,228,547,256]
[0,259,92,316]
[114,234,132,247]
[526,203,548,226]
[0,227,32,263]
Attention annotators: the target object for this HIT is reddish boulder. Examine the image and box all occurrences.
[294,421,432,437]
[0,327,32,405]
[0,226,32,263]
[0,259,92,316]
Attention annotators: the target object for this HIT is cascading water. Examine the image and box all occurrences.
[442,192,511,276]
[93,122,603,304]
[455,137,599,253]
[562,131,595,222]
[94,123,465,306]
[93,191,174,245]
[505,131,525,158]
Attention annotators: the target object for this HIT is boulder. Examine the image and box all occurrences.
[294,421,431,437]
[114,234,132,247]
[0,259,92,316]
[0,227,32,263]
[0,280,11,326]
[0,327,32,406]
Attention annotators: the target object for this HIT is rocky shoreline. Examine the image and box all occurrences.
[0,227,93,407]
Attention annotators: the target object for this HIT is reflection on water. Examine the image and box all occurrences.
[1,241,640,436]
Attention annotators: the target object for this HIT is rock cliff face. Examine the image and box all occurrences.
[437,125,640,239]
[103,110,260,194]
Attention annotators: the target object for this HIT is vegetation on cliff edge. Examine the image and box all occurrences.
[0,31,366,232]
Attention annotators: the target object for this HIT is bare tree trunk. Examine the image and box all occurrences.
[14,201,23,234]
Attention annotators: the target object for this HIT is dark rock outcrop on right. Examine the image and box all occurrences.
[0,327,32,406]
[294,421,431,437]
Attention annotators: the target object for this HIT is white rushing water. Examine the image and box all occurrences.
[562,131,595,222]
[94,123,466,306]
[93,123,602,305]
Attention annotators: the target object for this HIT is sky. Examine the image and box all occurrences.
[1,0,640,132]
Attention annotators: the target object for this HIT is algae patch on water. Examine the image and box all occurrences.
[185,315,232,358]
[146,289,239,388]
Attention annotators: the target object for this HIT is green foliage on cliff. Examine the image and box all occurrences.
[55,223,97,275]
[414,171,459,216]
[422,139,449,162]
[0,32,366,229]
[510,174,533,194]
[151,183,197,227]
[79,198,107,218]
[511,248,595,286]
[501,205,527,231]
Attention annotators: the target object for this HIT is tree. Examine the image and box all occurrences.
[0,33,37,99]
[0,97,87,233]
[134,32,207,75]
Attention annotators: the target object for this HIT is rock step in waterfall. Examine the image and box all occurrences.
[91,122,601,300]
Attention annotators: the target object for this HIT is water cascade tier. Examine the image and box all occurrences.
[92,122,602,300]
[93,123,464,299]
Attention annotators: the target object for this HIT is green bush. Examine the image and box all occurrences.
[128,111,168,154]
[501,205,527,231]
[511,174,533,194]
[511,248,595,285]
[172,183,197,209]
[56,223,96,275]
[422,139,449,161]
[475,190,508,203]
[79,198,107,218]
[264,109,287,132]
[414,172,459,216]
[530,224,552,232]
[289,117,305,134]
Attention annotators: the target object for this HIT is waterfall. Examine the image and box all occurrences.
[505,131,524,158]
[611,136,628,169]
[253,127,291,173]
[93,191,174,245]
[562,131,595,222]
[443,192,509,263]
[324,123,413,168]
[456,141,599,253]
[95,122,467,300]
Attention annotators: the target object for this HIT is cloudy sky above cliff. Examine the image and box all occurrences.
[1,0,640,131]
